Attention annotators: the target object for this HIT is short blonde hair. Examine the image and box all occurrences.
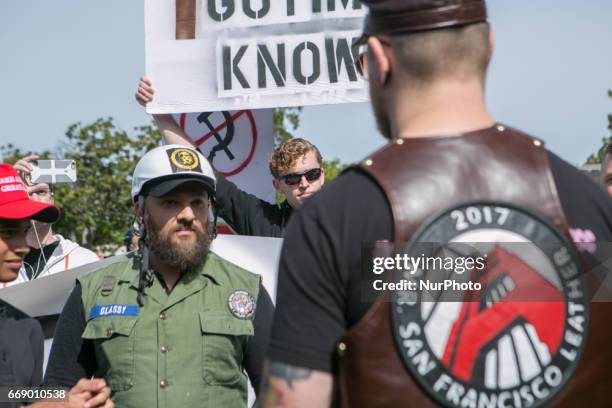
[269,138,322,178]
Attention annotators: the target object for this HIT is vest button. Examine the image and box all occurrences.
[160,346,168,353]
[160,380,168,389]
[159,312,166,320]
[337,342,347,357]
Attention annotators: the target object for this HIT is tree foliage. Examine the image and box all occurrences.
[323,158,350,183]
[273,107,303,143]
[1,118,161,251]
[585,89,612,165]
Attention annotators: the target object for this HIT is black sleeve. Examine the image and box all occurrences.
[0,302,44,389]
[44,283,96,387]
[268,170,393,373]
[243,282,274,395]
[215,174,284,237]
[29,320,44,387]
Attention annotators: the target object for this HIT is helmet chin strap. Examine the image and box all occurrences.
[136,195,154,307]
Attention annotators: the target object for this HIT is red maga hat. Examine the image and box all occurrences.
[0,164,60,223]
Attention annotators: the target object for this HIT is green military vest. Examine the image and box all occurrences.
[78,251,261,408]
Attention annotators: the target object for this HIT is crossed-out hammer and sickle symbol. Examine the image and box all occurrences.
[197,111,235,165]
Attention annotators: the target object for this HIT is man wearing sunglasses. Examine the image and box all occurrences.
[269,139,325,210]
[136,79,325,238]
[262,1,612,407]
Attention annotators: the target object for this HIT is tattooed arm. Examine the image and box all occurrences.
[261,360,333,408]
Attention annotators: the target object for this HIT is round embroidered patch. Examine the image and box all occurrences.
[228,290,256,320]
[390,201,587,408]
[169,148,199,170]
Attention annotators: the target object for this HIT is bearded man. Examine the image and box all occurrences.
[45,145,274,408]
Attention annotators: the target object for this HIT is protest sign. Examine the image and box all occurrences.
[145,0,368,113]
[172,109,276,206]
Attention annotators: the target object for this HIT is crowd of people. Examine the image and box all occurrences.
[1,0,611,407]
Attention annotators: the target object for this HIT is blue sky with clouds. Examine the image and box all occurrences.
[1,0,610,166]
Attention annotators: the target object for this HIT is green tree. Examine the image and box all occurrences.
[323,158,350,183]
[1,118,161,252]
[585,89,612,164]
[273,107,303,143]
[0,145,52,164]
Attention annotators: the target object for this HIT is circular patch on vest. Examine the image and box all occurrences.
[390,202,587,408]
[228,290,256,320]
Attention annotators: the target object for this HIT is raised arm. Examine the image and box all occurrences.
[135,76,194,146]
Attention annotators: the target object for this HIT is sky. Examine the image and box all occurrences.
[1,0,611,166]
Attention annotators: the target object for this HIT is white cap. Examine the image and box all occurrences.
[131,145,216,202]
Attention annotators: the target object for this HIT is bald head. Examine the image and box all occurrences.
[391,22,492,88]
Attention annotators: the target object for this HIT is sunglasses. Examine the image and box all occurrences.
[354,36,392,81]
[279,168,323,186]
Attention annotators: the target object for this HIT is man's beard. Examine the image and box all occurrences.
[145,217,213,276]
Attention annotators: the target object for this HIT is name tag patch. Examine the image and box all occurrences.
[88,304,139,320]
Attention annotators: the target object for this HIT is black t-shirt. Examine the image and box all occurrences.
[268,150,612,373]
[23,241,60,280]
[45,280,274,393]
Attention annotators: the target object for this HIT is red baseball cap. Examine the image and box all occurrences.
[0,164,60,223]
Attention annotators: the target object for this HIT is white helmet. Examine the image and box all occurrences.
[131,145,216,202]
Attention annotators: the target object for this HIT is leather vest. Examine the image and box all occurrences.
[337,125,612,407]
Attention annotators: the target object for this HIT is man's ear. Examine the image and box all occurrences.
[488,27,495,62]
[368,36,391,85]
[272,178,281,193]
